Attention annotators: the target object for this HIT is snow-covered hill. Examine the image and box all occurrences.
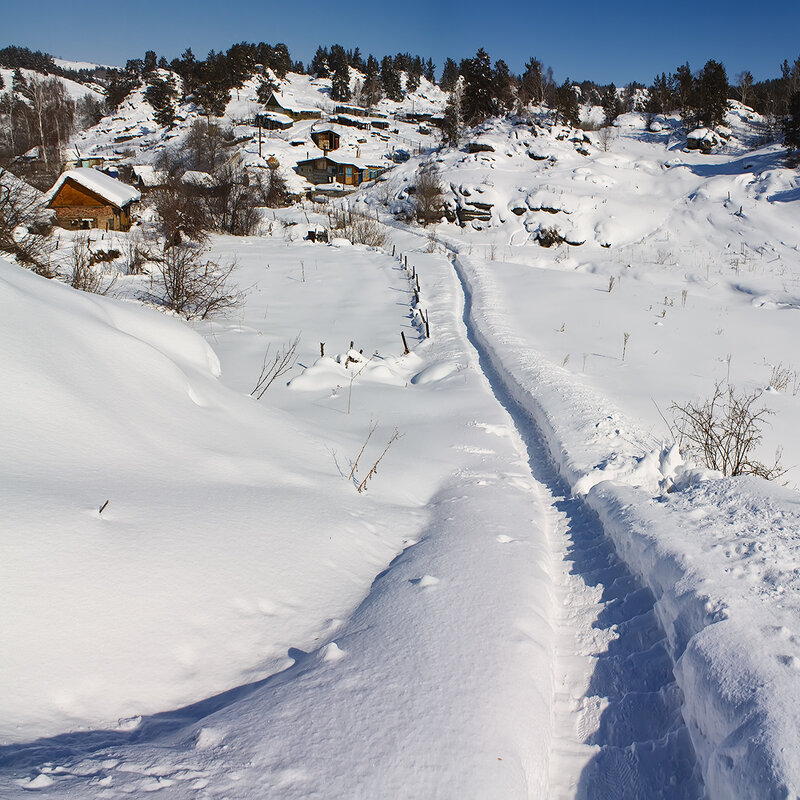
[70,68,446,195]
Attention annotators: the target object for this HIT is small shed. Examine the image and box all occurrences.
[47,168,140,231]
[310,128,341,152]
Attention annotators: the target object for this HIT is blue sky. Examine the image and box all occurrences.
[4,0,799,85]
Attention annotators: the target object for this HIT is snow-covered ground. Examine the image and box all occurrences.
[1,98,800,798]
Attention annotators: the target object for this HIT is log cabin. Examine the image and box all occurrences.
[47,168,140,231]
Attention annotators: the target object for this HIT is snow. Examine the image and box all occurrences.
[1,84,800,798]
[46,167,141,208]
[0,67,104,101]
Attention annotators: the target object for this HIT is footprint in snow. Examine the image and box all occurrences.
[409,575,440,589]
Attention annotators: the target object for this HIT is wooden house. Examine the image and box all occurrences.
[130,164,168,192]
[310,128,341,152]
[295,153,385,187]
[254,112,293,131]
[47,168,140,231]
[264,91,321,121]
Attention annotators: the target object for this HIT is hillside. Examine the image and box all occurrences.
[1,60,800,799]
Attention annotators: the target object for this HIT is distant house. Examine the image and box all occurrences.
[63,155,105,171]
[295,153,386,187]
[46,168,140,231]
[130,164,168,192]
[254,112,293,131]
[264,91,321,121]
[310,128,341,152]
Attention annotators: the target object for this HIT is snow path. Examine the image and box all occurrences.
[447,252,704,798]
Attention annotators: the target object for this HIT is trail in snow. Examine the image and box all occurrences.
[449,254,704,798]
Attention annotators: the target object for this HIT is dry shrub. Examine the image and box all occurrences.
[671,382,786,480]
[152,242,243,320]
[329,206,387,248]
[70,235,116,295]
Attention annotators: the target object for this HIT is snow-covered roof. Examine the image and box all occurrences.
[260,112,293,124]
[267,90,320,115]
[131,164,167,187]
[181,170,216,188]
[322,152,385,170]
[47,168,140,208]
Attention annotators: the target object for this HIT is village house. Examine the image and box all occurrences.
[295,152,386,187]
[263,91,321,121]
[46,168,140,231]
[130,164,168,193]
[254,112,294,131]
[310,128,342,152]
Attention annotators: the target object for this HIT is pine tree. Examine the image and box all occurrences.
[461,48,495,125]
[145,74,178,128]
[424,58,436,83]
[194,53,230,118]
[519,58,544,106]
[784,91,800,160]
[672,63,694,126]
[601,83,622,124]
[311,47,329,78]
[363,55,382,108]
[646,72,673,115]
[440,58,459,92]
[441,87,463,146]
[381,56,403,101]
[493,59,515,114]
[329,45,351,102]
[694,59,729,128]
[555,79,580,126]
[143,50,158,76]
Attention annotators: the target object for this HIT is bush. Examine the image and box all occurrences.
[329,207,387,248]
[671,382,786,480]
[414,164,444,226]
[0,167,56,274]
[152,242,243,319]
[69,235,115,294]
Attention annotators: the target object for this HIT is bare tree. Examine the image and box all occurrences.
[203,164,261,236]
[185,119,233,173]
[671,382,786,480]
[414,164,444,226]
[254,162,289,208]
[26,76,75,178]
[0,167,55,273]
[69,234,116,294]
[151,241,243,319]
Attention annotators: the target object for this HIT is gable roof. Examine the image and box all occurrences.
[297,153,385,171]
[47,168,141,209]
[265,90,320,115]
